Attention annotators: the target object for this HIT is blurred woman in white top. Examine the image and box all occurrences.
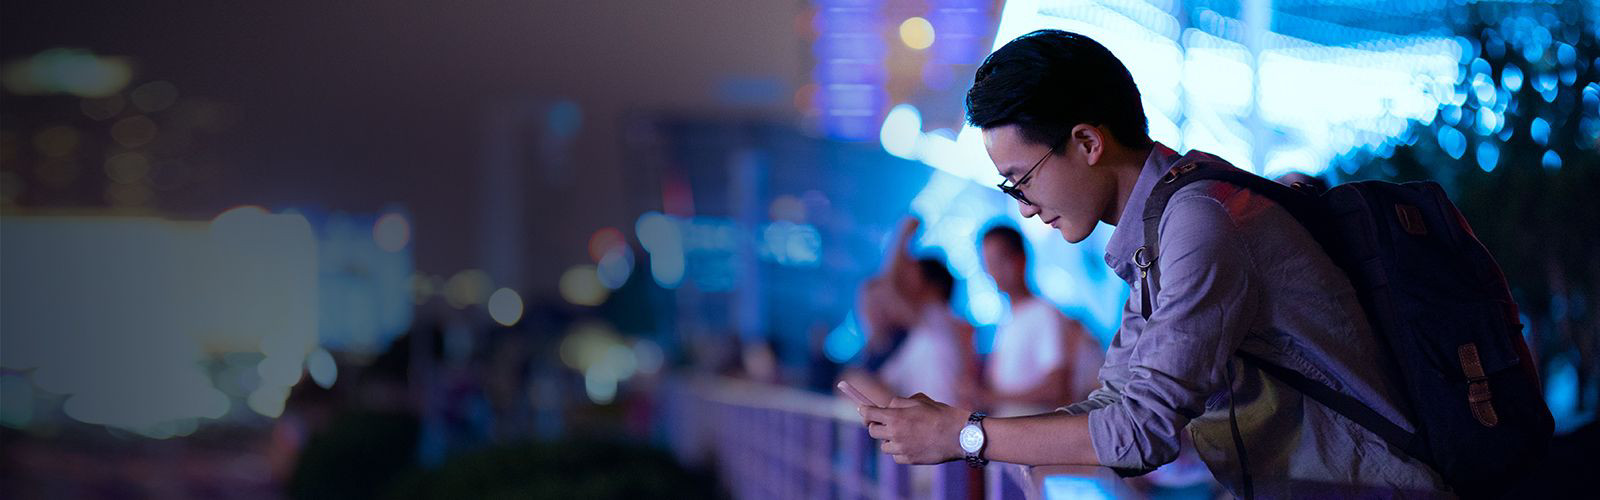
[842,217,978,408]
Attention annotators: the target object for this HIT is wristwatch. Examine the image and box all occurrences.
[959,411,988,468]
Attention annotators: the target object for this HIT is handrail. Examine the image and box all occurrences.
[664,375,1142,499]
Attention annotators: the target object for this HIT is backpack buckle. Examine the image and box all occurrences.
[1161,163,1199,184]
[1395,204,1427,236]
[1132,246,1155,275]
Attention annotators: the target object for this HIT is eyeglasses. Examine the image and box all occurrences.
[996,142,1059,206]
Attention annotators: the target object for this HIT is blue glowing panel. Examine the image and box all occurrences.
[888,0,1467,180]
[0,212,316,432]
[1042,475,1114,500]
[813,0,888,141]
[288,208,415,355]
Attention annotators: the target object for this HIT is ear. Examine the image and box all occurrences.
[1069,124,1106,166]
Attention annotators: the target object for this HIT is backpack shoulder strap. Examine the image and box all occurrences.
[1140,159,1318,254]
[1137,159,1432,466]
[1238,351,1428,458]
[1136,156,1304,319]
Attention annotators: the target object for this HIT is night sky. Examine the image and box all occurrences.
[1,0,806,294]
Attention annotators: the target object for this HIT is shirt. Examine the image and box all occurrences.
[1059,143,1449,497]
[879,306,969,404]
[988,296,1103,414]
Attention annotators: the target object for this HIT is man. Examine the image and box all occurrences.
[972,225,1101,415]
[844,217,979,408]
[858,30,1446,496]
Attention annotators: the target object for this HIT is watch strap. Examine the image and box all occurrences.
[964,411,988,468]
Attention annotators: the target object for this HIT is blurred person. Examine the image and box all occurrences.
[975,226,1222,496]
[852,30,1544,498]
[482,326,536,442]
[268,371,345,484]
[971,225,1103,416]
[739,337,781,385]
[285,328,433,500]
[842,217,979,408]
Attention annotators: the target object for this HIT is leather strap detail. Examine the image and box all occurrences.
[1459,343,1499,427]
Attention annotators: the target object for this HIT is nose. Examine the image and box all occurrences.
[1018,202,1041,219]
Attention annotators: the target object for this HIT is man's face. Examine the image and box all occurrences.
[983,124,1109,243]
[980,237,1025,294]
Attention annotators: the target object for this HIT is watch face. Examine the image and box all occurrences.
[959,424,984,453]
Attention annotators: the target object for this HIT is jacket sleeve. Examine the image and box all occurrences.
[1085,194,1261,473]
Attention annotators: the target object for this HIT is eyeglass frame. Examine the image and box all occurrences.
[996,140,1062,206]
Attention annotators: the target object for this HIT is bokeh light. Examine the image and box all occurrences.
[0,48,132,97]
[559,321,623,372]
[768,194,806,223]
[596,245,634,290]
[880,103,922,159]
[636,212,685,288]
[632,339,665,376]
[1477,141,1500,172]
[444,269,493,309]
[372,212,411,252]
[110,115,158,148]
[587,227,626,263]
[559,265,608,306]
[104,152,150,184]
[899,17,936,50]
[487,287,525,326]
[306,348,337,389]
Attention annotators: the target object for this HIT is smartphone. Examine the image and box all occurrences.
[836,380,881,407]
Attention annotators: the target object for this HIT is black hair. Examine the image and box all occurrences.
[981,225,1026,257]
[915,257,955,303]
[965,29,1153,150]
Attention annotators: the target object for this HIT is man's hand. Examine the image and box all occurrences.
[858,393,970,465]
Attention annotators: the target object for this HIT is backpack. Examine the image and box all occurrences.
[1137,154,1554,498]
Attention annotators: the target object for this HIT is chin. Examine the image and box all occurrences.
[1057,225,1091,244]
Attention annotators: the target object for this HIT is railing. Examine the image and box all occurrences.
[664,375,1143,499]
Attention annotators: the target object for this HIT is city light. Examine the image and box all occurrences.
[824,310,866,363]
[891,0,1466,183]
[444,268,493,309]
[0,48,133,97]
[811,0,888,140]
[760,221,822,267]
[559,265,609,306]
[587,227,626,263]
[561,322,610,371]
[880,103,922,159]
[487,287,525,326]
[633,339,665,376]
[372,212,411,252]
[110,115,158,148]
[104,152,150,184]
[900,17,936,50]
[596,245,634,290]
[636,212,685,288]
[306,347,338,389]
